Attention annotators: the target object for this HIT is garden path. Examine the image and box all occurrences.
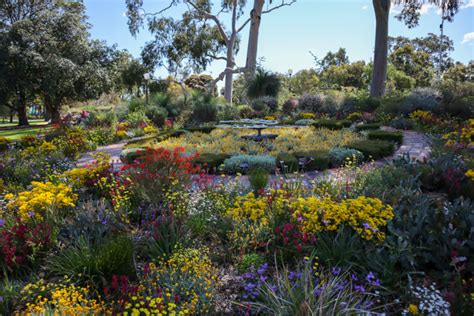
[76,139,132,168]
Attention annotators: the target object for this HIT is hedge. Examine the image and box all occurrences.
[194,153,230,172]
[347,140,395,160]
[367,130,404,145]
[354,123,381,132]
[276,152,298,173]
[223,155,276,174]
[312,119,350,130]
[293,150,330,171]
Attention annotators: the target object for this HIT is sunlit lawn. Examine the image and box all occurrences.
[0,119,51,140]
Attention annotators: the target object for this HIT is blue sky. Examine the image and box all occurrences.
[84,0,474,79]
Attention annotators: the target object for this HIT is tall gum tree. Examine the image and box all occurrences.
[370,0,460,97]
[126,0,295,103]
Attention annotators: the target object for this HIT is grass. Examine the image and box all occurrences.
[0,120,52,140]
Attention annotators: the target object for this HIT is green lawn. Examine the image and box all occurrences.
[0,120,52,140]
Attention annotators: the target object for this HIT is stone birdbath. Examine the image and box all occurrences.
[218,119,280,141]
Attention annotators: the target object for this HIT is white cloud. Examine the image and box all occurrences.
[390,4,402,15]
[461,32,474,44]
[362,5,368,10]
[462,0,474,9]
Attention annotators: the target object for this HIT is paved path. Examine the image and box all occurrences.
[392,130,431,162]
[76,139,131,168]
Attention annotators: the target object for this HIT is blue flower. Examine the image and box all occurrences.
[0,219,5,227]
[331,267,341,276]
[257,263,268,275]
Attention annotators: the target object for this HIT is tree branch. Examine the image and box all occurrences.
[237,17,251,33]
[185,0,229,44]
[261,0,296,15]
[205,54,228,61]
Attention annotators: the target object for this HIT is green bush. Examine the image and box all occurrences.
[120,148,145,164]
[191,94,218,124]
[186,126,216,134]
[354,123,381,132]
[0,137,10,151]
[389,117,414,130]
[249,168,269,195]
[367,130,403,145]
[251,96,278,113]
[194,153,230,171]
[238,253,265,272]
[357,96,381,112]
[96,236,135,280]
[441,97,474,119]
[312,119,344,130]
[145,106,168,127]
[223,155,276,174]
[329,148,364,167]
[347,140,395,160]
[293,150,330,171]
[276,152,298,173]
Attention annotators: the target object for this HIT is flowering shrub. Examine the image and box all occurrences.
[17,278,109,315]
[122,247,217,315]
[121,147,199,205]
[409,110,436,125]
[442,119,473,149]
[346,111,363,122]
[5,181,77,221]
[144,125,158,134]
[299,112,316,119]
[292,196,393,242]
[51,127,92,158]
[0,219,52,271]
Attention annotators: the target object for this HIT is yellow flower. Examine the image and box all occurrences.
[466,169,474,181]
[407,304,419,315]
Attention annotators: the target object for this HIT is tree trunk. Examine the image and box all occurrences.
[9,110,13,123]
[17,105,29,126]
[245,0,265,78]
[370,0,391,97]
[224,40,236,104]
[50,106,61,125]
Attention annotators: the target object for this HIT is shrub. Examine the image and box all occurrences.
[367,130,403,145]
[191,94,218,124]
[298,93,324,113]
[145,106,168,127]
[299,112,317,119]
[354,123,381,132]
[357,96,382,112]
[0,137,10,151]
[403,87,441,113]
[223,155,276,174]
[87,127,115,146]
[249,168,269,195]
[238,253,265,272]
[329,147,364,167]
[247,69,281,98]
[125,110,148,128]
[389,117,414,130]
[251,96,278,113]
[276,152,298,173]
[217,103,240,121]
[293,150,330,171]
[282,98,298,115]
[186,126,216,133]
[441,97,474,119]
[348,140,395,160]
[96,236,135,280]
[312,119,345,130]
[294,119,315,126]
[194,153,230,172]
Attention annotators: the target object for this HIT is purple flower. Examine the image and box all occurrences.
[260,275,268,282]
[331,267,341,276]
[242,272,256,279]
[0,219,5,227]
[257,263,268,275]
[28,211,34,218]
[366,272,375,281]
[355,284,366,293]
[351,273,358,281]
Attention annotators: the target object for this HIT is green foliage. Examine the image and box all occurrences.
[293,150,330,171]
[403,87,441,113]
[357,97,381,112]
[224,155,276,174]
[312,119,349,130]
[276,152,298,173]
[250,96,278,113]
[248,169,269,195]
[87,127,115,146]
[194,153,230,172]
[354,123,381,132]
[367,130,404,145]
[145,105,168,127]
[329,147,364,167]
[125,110,148,128]
[96,236,135,280]
[282,98,298,115]
[191,93,218,124]
[247,69,281,98]
[348,140,395,160]
[389,117,414,130]
[238,253,265,273]
[298,94,324,113]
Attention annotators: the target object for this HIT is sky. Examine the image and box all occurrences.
[84,0,474,79]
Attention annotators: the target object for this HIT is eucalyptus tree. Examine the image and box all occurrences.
[126,0,295,103]
[370,0,460,97]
